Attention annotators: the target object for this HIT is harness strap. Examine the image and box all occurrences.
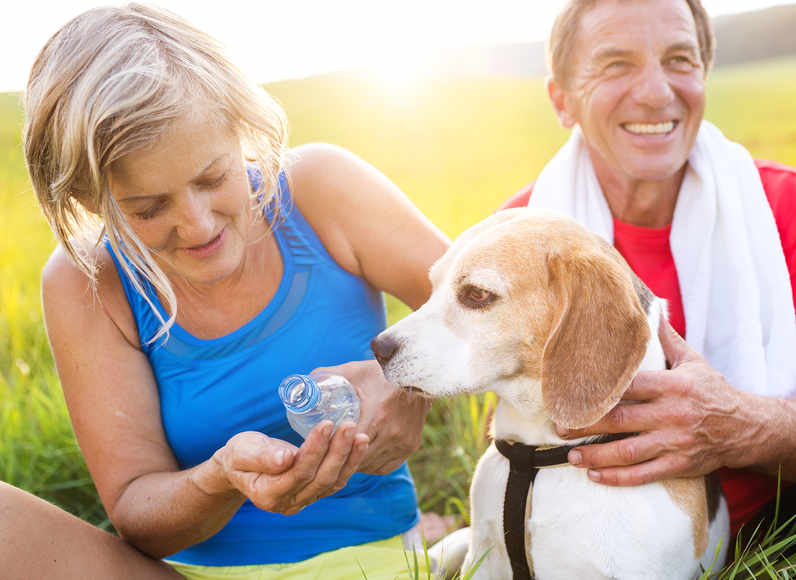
[495,433,629,580]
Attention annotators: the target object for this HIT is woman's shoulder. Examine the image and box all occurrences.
[284,143,366,200]
[43,243,106,296]
[278,143,448,305]
[42,243,140,348]
[281,143,380,275]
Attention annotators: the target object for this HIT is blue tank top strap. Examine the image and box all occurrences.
[104,240,163,355]
[266,169,337,269]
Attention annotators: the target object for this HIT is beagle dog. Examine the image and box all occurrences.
[372,208,729,580]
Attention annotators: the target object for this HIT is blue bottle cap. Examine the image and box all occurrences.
[278,374,320,413]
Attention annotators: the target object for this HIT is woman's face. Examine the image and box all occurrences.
[109,113,257,287]
[552,0,706,189]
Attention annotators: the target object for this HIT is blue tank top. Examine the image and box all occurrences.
[106,170,419,566]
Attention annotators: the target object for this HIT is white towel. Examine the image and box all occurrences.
[529,121,796,397]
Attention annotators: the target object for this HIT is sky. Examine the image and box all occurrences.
[1,0,791,92]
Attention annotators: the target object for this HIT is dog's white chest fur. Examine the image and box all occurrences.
[466,446,707,580]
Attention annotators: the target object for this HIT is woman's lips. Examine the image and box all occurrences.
[183,228,224,257]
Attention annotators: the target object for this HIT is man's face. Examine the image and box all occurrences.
[552,0,706,189]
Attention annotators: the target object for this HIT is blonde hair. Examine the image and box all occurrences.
[24,3,288,342]
[547,0,715,88]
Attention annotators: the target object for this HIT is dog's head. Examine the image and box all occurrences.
[372,207,651,429]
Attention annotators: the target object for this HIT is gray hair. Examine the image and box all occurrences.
[547,0,715,88]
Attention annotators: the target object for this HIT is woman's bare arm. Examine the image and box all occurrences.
[42,247,367,557]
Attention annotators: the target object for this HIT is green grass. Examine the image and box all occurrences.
[0,92,112,527]
[3,58,796,575]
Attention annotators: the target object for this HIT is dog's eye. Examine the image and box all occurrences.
[458,284,498,309]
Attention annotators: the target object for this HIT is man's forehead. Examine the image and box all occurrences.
[574,0,699,58]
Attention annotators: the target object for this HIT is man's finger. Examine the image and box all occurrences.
[620,371,666,400]
[585,454,685,487]
[657,316,696,367]
[557,385,663,438]
[565,402,657,439]
[568,432,663,469]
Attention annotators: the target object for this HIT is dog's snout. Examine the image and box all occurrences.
[371,334,401,366]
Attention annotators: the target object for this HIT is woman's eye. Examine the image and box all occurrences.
[134,202,165,220]
[458,285,498,310]
[201,173,227,189]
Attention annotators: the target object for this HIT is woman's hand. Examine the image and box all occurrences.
[556,318,778,485]
[211,424,369,515]
[320,360,432,474]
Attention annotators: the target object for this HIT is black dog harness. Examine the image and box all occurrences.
[494,434,629,580]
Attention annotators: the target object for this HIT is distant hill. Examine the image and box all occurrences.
[418,3,796,78]
[713,4,796,67]
[424,42,547,78]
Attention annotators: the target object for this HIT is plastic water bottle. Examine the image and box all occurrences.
[278,371,360,439]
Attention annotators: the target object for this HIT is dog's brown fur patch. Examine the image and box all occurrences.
[540,225,650,429]
[662,478,709,558]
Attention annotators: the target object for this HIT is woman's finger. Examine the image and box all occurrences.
[245,422,334,512]
[219,431,298,478]
[282,420,335,487]
[333,432,369,488]
[292,422,360,506]
[241,437,298,474]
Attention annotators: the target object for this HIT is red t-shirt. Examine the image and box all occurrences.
[499,159,796,535]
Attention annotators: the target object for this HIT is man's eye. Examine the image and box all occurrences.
[666,55,697,70]
[605,60,629,72]
[457,284,498,309]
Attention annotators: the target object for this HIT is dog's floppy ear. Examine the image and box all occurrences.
[541,247,650,429]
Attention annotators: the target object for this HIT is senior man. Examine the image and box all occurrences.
[500,0,796,540]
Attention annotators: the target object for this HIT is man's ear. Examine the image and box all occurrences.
[546,76,576,129]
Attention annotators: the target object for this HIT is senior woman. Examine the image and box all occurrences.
[501,0,796,540]
[11,3,449,579]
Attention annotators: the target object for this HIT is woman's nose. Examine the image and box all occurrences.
[175,191,215,244]
[631,62,675,108]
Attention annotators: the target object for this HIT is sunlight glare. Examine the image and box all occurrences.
[364,41,433,101]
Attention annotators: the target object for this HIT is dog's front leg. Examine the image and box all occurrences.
[463,445,514,579]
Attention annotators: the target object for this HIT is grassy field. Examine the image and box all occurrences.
[2,57,796,575]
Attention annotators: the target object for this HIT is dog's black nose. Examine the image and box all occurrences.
[371,334,400,366]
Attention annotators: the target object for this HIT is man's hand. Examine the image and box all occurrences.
[319,360,432,474]
[556,318,767,485]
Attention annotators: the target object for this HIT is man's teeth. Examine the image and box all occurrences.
[624,121,675,135]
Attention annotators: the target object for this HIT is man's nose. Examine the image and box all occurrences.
[631,61,675,108]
